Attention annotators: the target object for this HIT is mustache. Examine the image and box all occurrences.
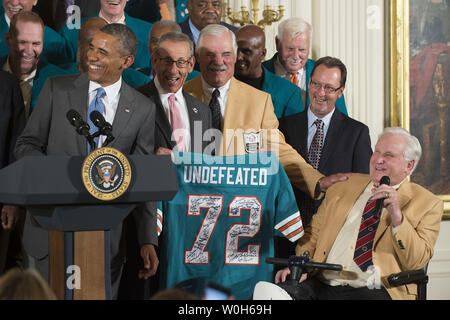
[6,5,24,10]
[208,64,227,72]
[287,58,302,64]
[202,13,219,20]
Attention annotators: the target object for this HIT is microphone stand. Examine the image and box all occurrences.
[87,136,96,152]
[91,131,114,148]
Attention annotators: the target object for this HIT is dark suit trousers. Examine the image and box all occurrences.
[289,277,391,300]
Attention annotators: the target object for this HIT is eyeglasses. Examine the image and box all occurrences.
[310,80,342,94]
[158,56,192,68]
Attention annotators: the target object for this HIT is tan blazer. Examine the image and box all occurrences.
[297,174,443,300]
[184,76,323,198]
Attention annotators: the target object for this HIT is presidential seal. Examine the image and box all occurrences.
[82,147,131,201]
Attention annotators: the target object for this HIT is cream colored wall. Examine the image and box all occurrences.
[428,220,450,300]
[225,0,449,300]
[225,0,384,148]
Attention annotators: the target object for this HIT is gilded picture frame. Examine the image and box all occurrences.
[389,0,450,220]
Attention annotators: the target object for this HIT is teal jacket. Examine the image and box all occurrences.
[0,13,72,66]
[261,66,304,118]
[263,54,348,115]
[0,55,69,114]
[60,13,152,71]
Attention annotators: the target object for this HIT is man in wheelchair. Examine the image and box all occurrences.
[264,127,443,300]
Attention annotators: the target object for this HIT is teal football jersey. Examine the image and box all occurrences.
[158,152,303,299]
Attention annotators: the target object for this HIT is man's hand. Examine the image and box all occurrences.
[319,173,354,193]
[370,185,403,227]
[138,244,159,279]
[1,205,21,230]
[155,147,173,155]
[275,267,307,284]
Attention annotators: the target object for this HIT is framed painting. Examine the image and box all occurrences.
[389,0,450,219]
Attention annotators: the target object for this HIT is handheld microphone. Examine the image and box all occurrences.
[89,110,114,146]
[373,175,390,219]
[66,109,95,151]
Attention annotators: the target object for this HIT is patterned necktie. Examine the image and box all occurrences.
[87,87,106,153]
[169,94,185,152]
[353,199,380,271]
[289,73,299,86]
[209,89,222,131]
[308,119,324,169]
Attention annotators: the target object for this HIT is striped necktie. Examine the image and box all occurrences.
[353,199,380,271]
[289,73,299,86]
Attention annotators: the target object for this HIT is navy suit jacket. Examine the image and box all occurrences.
[279,109,372,225]
[263,54,348,116]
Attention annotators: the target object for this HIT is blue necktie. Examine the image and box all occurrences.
[87,87,106,153]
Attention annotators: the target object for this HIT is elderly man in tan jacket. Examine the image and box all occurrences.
[276,127,443,300]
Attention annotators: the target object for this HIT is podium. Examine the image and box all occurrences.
[0,154,178,300]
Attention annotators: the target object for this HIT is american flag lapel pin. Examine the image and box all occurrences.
[125,108,130,113]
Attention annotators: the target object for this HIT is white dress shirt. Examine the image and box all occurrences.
[154,76,191,151]
[306,107,335,151]
[201,76,231,118]
[188,18,200,45]
[98,11,126,24]
[319,181,404,288]
[4,13,10,26]
[88,77,122,147]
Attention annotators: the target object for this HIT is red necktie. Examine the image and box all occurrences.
[353,199,380,271]
[169,94,185,152]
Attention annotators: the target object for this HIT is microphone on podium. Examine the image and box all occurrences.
[66,109,95,151]
[89,110,115,146]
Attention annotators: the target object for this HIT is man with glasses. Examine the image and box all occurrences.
[277,56,372,258]
[263,17,347,115]
[137,31,211,154]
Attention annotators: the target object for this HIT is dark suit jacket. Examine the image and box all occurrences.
[0,70,26,274]
[14,73,157,262]
[136,80,212,153]
[279,108,372,226]
[0,70,25,168]
[179,19,237,71]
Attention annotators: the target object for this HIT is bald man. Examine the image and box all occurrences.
[141,20,199,82]
[235,25,303,118]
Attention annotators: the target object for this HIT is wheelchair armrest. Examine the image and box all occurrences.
[387,268,428,287]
